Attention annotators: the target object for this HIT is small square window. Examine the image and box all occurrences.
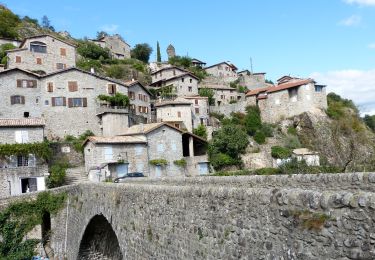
[23,112,29,118]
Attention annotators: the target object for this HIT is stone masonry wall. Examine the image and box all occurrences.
[46,172,375,260]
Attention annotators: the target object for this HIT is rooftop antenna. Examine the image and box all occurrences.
[250,57,253,74]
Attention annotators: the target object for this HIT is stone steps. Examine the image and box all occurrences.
[64,167,88,185]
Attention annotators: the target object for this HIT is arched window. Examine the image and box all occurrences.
[30,41,47,53]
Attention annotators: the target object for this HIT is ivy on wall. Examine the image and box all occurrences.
[0,142,52,161]
[0,192,66,259]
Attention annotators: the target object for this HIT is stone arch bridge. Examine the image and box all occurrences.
[4,173,375,259]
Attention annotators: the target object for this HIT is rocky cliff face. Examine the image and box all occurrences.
[294,112,375,172]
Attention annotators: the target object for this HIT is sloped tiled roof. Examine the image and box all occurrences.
[150,72,199,86]
[154,100,192,107]
[0,118,45,127]
[84,135,147,145]
[246,79,314,97]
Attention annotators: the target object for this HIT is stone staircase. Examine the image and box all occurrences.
[64,166,88,185]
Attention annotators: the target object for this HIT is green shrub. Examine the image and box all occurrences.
[0,43,15,64]
[244,106,262,135]
[254,167,281,175]
[46,163,67,188]
[209,112,225,121]
[98,93,130,107]
[64,130,94,153]
[173,159,187,167]
[76,58,103,73]
[287,126,297,136]
[212,169,251,176]
[149,159,168,166]
[209,153,239,170]
[283,135,301,149]
[193,124,208,140]
[77,41,110,60]
[0,7,20,38]
[229,100,237,104]
[261,123,274,137]
[271,146,292,159]
[199,88,215,105]
[253,130,266,144]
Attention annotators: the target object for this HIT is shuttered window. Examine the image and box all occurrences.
[67,98,87,107]
[107,84,116,94]
[68,81,78,92]
[36,58,42,65]
[129,91,135,100]
[10,95,25,105]
[195,108,200,114]
[177,111,181,118]
[51,97,66,107]
[56,63,66,70]
[47,82,53,92]
[17,79,37,88]
[60,48,66,56]
[15,56,21,63]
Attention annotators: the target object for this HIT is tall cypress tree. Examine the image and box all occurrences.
[156,41,161,62]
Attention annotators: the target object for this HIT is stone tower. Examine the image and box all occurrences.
[166,44,176,59]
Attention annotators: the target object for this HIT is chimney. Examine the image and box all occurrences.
[90,67,95,74]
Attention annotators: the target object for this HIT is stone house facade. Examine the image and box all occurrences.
[151,66,188,83]
[91,34,131,59]
[6,34,76,74]
[0,118,47,198]
[204,62,238,82]
[183,96,210,127]
[0,67,131,139]
[150,73,199,97]
[83,135,148,182]
[237,70,267,89]
[155,100,194,131]
[246,77,327,123]
[126,80,152,124]
[84,123,209,179]
[199,85,244,106]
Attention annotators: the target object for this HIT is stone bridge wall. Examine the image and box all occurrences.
[45,172,375,259]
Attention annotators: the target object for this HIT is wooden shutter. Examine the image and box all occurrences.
[47,82,53,92]
[63,97,66,106]
[68,81,78,92]
[68,98,73,108]
[51,97,56,107]
[36,58,42,65]
[16,56,21,63]
[107,85,113,94]
[16,80,22,88]
[146,107,149,113]
[60,48,66,56]
[21,96,25,104]
[27,80,37,88]
[82,98,87,107]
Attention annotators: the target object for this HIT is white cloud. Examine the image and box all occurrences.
[368,43,375,49]
[99,24,119,33]
[310,69,375,115]
[339,15,362,26]
[344,0,375,6]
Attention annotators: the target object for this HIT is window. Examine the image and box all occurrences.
[143,95,147,102]
[188,86,192,92]
[173,70,176,76]
[24,112,29,118]
[107,84,116,94]
[52,97,66,106]
[129,91,135,100]
[177,111,181,118]
[17,79,37,88]
[47,82,53,92]
[104,146,113,161]
[68,98,87,107]
[45,100,49,105]
[68,81,78,92]
[195,99,198,105]
[138,94,143,101]
[56,63,66,70]
[60,48,66,56]
[16,56,21,63]
[195,108,200,114]
[30,41,47,53]
[15,130,28,143]
[190,79,192,83]
[315,85,323,92]
[17,155,29,167]
[10,95,25,105]
[182,77,185,82]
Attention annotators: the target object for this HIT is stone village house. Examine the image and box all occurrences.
[0,67,151,139]
[83,122,209,181]
[91,34,131,60]
[126,80,152,124]
[204,61,238,82]
[246,76,327,123]
[0,118,47,198]
[5,34,76,74]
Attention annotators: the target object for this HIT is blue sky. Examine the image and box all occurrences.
[3,0,375,114]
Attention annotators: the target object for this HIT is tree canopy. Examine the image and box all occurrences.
[131,43,152,63]
[0,7,20,38]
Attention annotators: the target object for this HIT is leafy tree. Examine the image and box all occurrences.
[41,15,55,31]
[265,79,274,84]
[77,41,110,60]
[22,16,39,26]
[156,41,161,62]
[0,43,15,65]
[168,55,192,68]
[244,106,262,135]
[364,114,375,132]
[96,31,109,39]
[208,124,249,169]
[0,7,20,38]
[199,87,215,105]
[131,43,152,63]
[193,124,208,139]
[253,130,266,144]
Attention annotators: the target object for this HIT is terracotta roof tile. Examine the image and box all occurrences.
[86,135,147,144]
[246,79,314,97]
[0,118,45,127]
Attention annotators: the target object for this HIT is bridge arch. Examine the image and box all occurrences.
[77,214,123,259]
